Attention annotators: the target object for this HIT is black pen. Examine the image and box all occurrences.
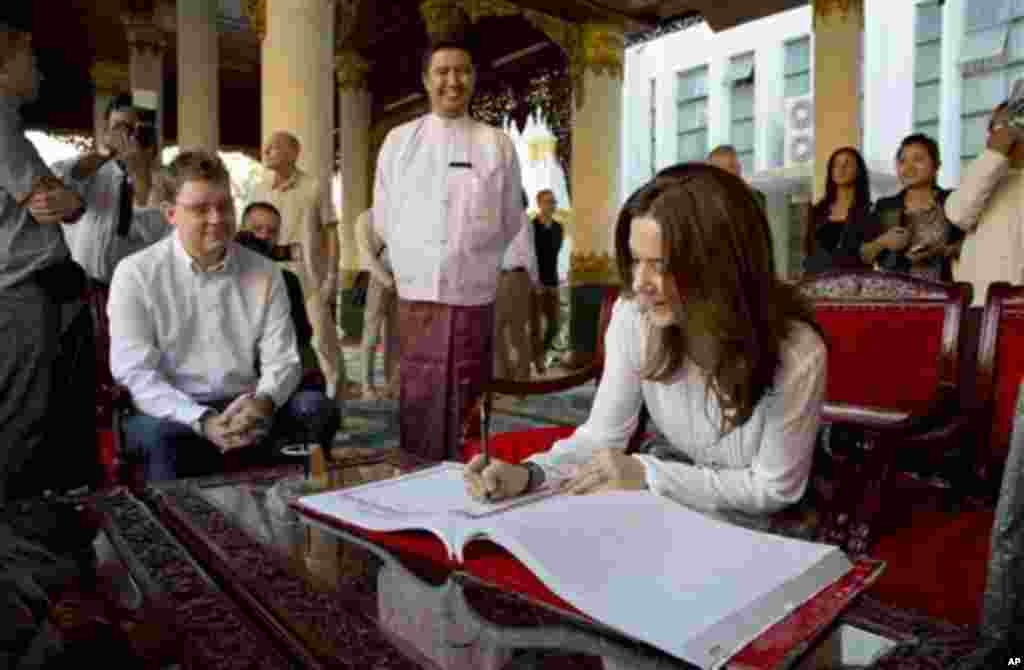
[480,390,492,501]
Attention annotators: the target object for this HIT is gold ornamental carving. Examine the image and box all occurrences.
[90,61,130,93]
[455,0,519,24]
[122,13,167,55]
[419,0,470,43]
[579,23,624,80]
[336,0,361,46]
[336,49,371,91]
[570,252,619,286]
[813,0,863,30]
[244,0,266,41]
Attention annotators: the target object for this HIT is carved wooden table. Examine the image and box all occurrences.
[94,446,900,670]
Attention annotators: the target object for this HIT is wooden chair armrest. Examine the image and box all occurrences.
[824,383,961,440]
[487,364,600,397]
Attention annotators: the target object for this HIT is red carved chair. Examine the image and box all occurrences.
[86,279,133,488]
[796,270,973,554]
[970,282,1024,496]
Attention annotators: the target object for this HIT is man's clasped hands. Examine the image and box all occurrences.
[201,394,276,454]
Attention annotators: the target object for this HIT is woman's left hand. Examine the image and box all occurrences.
[565,449,648,495]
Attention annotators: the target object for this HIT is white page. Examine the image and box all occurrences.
[467,491,852,670]
[295,462,565,555]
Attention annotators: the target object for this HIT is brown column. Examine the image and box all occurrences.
[813,0,864,200]
[122,12,168,150]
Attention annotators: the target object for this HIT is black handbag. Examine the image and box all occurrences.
[34,258,88,303]
[350,270,370,308]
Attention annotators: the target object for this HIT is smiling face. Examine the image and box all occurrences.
[629,215,678,327]
[897,142,938,189]
[263,133,298,172]
[423,47,475,118]
[830,150,860,187]
[165,179,236,263]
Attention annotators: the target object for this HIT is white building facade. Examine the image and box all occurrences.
[622,0,1014,276]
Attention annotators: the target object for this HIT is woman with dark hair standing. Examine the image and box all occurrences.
[465,164,827,519]
[859,133,963,281]
[803,146,873,274]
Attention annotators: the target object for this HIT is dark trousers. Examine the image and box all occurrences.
[0,285,96,503]
[531,287,560,364]
[123,390,339,482]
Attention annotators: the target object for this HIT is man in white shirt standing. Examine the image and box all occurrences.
[356,209,399,401]
[946,101,1024,306]
[249,131,343,398]
[373,40,524,460]
[109,150,339,481]
[495,197,540,382]
[52,93,167,284]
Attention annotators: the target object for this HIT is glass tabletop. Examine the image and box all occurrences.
[149,445,694,670]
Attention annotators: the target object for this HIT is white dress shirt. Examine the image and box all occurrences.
[945,149,1024,306]
[372,113,525,305]
[500,213,540,287]
[108,234,301,426]
[528,298,827,516]
[53,158,168,283]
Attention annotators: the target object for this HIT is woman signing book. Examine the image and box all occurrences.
[464,163,827,520]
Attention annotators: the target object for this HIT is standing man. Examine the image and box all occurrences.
[52,92,167,284]
[495,197,540,382]
[529,189,563,374]
[708,144,767,211]
[373,40,524,460]
[946,102,1024,307]
[0,10,92,502]
[355,209,399,401]
[249,131,343,398]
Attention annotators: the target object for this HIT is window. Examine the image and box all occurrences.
[784,36,811,98]
[914,2,943,139]
[677,66,708,162]
[960,0,1024,169]
[729,52,756,174]
[650,77,657,177]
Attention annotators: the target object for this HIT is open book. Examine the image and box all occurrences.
[294,462,854,670]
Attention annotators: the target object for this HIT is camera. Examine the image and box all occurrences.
[133,123,158,149]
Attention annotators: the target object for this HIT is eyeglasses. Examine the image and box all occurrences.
[175,200,235,219]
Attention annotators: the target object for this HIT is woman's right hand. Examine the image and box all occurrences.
[464,454,531,502]
[878,226,911,252]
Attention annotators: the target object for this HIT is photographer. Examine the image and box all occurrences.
[946,101,1024,306]
[52,92,168,284]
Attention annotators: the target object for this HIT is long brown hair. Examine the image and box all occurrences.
[615,163,817,436]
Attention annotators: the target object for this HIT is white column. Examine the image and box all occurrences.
[122,12,167,150]
[812,0,863,200]
[569,23,625,287]
[261,0,336,192]
[336,49,372,278]
[176,0,220,150]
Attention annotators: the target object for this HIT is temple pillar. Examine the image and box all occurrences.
[335,48,372,340]
[176,0,220,150]
[89,61,130,152]
[565,23,624,368]
[122,12,167,149]
[813,0,863,200]
[261,0,336,206]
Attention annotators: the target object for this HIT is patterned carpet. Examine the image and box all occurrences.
[337,343,596,439]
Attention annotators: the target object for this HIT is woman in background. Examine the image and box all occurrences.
[803,147,873,275]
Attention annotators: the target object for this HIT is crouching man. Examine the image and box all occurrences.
[109,150,338,481]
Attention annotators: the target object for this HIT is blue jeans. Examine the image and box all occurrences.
[123,390,340,482]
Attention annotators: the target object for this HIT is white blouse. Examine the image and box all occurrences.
[528,298,827,516]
